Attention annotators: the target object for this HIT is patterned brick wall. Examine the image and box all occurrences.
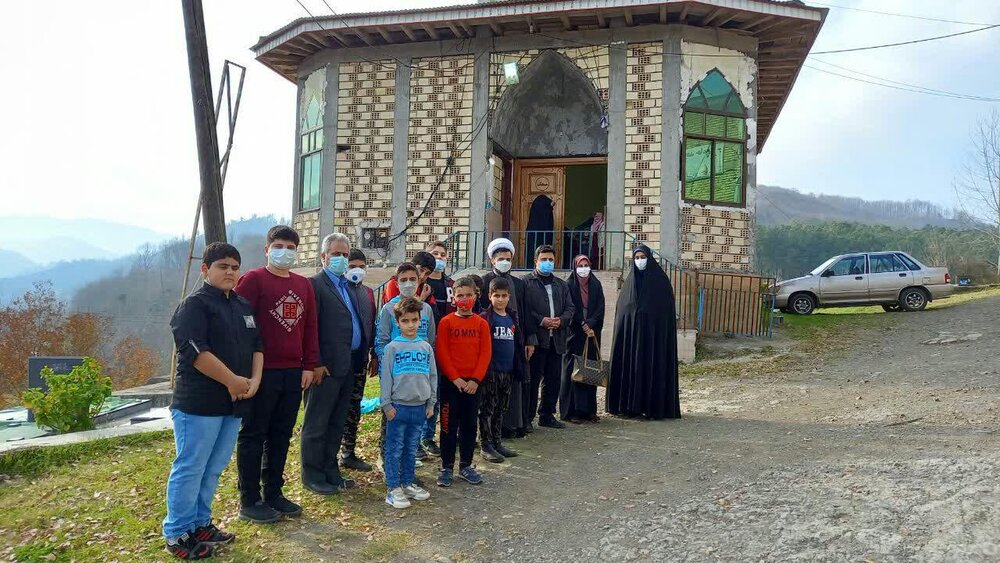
[292,210,321,266]
[624,43,663,248]
[406,55,475,258]
[491,155,504,212]
[489,47,609,122]
[334,61,396,246]
[680,206,753,272]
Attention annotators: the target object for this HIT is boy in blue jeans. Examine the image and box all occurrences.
[380,297,438,508]
[164,243,263,559]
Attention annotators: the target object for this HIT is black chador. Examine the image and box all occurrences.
[606,245,681,420]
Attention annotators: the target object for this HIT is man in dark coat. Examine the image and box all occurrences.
[522,244,575,429]
[606,245,681,419]
[303,233,367,494]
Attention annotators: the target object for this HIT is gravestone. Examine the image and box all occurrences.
[26,356,85,423]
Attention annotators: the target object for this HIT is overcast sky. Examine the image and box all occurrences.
[2,0,998,237]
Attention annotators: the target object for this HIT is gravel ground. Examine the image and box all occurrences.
[370,295,1000,562]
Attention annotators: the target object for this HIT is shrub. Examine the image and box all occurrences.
[21,357,112,433]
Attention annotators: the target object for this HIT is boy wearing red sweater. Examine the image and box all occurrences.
[435,276,491,487]
[234,226,319,524]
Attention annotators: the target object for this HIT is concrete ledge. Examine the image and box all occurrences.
[0,409,172,454]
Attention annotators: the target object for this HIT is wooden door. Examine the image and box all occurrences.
[515,165,565,267]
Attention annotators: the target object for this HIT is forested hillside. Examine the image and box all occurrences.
[756,222,997,282]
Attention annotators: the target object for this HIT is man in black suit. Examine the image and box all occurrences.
[303,232,367,494]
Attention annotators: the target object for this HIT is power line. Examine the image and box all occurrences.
[812,24,1000,55]
[808,58,1000,102]
[808,1,998,26]
[803,64,1000,102]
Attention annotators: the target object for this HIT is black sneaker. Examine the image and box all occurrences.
[266,495,302,517]
[416,447,428,460]
[525,421,535,434]
[193,523,234,545]
[480,444,505,463]
[239,500,282,524]
[165,533,213,560]
[539,416,566,429]
[437,468,453,487]
[340,453,373,472]
[421,439,441,457]
[494,442,518,458]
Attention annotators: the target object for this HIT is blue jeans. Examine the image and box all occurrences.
[163,409,241,540]
[384,404,426,489]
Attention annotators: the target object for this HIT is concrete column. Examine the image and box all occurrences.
[390,60,412,264]
[605,42,627,270]
[746,60,759,271]
[318,64,338,240]
[291,78,304,218]
[467,32,493,268]
[661,33,682,265]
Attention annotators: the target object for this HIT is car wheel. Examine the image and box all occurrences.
[789,293,816,315]
[881,303,902,312]
[899,288,928,312]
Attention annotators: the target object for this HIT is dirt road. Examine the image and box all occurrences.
[365,295,1000,562]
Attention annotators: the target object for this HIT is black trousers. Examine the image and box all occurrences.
[340,350,368,454]
[237,368,302,506]
[529,347,563,418]
[439,377,480,470]
[478,370,512,447]
[300,368,354,486]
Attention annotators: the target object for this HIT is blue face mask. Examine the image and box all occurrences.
[326,255,349,276]
[435,259,447,272]
[538,260,555,275]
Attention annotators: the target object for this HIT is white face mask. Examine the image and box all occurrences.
[346,267,366,284]
[634,258,648,271]
[268,247,297,269]
[576,266,591,278]
[398,280,418,298]
[495,259,512,274]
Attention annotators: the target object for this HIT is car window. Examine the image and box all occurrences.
[896,253,921,271]
[828,255,866,276]
[870,254,905,274]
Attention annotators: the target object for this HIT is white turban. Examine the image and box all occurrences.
[487,237,515,258]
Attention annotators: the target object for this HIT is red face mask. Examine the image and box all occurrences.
[455,297,476,310]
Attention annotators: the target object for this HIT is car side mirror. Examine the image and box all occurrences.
[821,269,834,278]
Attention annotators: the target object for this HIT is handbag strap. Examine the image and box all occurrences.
[582,334,602,362]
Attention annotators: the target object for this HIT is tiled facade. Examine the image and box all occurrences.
[405,55,475,259]
[491,155,504,212]
[680,207,753,272]
[292,210,321,266]
[624,43,663,248]
[334,61,396,244]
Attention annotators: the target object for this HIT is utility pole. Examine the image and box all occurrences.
[182,0,227,244]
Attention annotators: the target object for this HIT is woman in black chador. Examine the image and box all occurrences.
[606,245,681,419]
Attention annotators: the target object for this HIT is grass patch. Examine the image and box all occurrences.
[0,375,427,562]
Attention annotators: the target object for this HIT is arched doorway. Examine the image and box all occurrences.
[492,50,609,269]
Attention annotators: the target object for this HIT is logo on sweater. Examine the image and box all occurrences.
[270,290,305,332]
[492,326,514,341]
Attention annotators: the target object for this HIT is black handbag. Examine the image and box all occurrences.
[571,335,610,387]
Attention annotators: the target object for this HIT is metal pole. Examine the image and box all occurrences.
[182,0,226,245]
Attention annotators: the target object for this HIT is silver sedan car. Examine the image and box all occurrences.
[774,251,954,315]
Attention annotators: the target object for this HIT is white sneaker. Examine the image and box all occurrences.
[402,484,430,501]
[385,487,411,509]
[415,458,424,467]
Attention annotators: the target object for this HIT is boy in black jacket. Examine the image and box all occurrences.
[478,276,527,462]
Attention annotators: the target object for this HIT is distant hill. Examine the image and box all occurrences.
[0,249,39,278]
[0,216,175,264]
[756,185,970,229]
[0,257,129,303]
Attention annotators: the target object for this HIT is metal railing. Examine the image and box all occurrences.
[444,230,639,273]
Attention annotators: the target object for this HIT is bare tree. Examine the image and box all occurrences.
[955,110,1000,276]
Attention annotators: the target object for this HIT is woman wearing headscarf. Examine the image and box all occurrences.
[606,245,681,420]
[559,255,605,423]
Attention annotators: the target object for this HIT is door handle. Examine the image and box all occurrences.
[855,276,864,280]
[898,273,907,277]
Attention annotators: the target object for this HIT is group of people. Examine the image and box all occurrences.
[162,225,680,560]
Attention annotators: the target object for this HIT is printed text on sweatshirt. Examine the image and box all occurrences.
[379,336,438,413]
[435,313,492,382]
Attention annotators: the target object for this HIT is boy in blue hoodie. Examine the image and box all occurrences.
[380,297,438,508]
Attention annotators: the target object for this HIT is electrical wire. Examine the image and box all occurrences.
[812,24,1000,54]
[808,58,1000,102]
[807,1,998,26]
[803,64,1000,102]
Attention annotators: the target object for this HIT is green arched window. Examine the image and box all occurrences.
[683,70,746,206]
[298,70,325,211]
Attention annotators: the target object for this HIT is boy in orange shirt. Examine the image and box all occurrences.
[435,276,492,486]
